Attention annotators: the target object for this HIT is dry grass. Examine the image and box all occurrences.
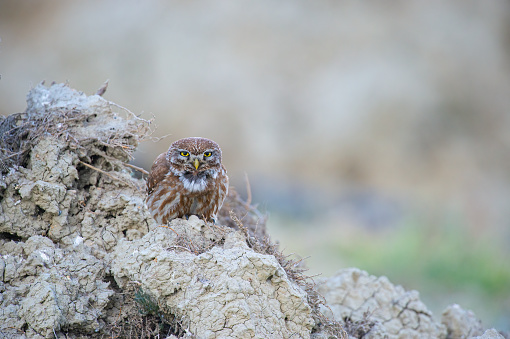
[99,283,192,339]
[218,187,268,241]
[343,312,377,338]
[163,223,227,256]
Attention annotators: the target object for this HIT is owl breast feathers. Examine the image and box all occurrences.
[146,137,229,224]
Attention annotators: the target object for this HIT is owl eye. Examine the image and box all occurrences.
[204,152,212,157]
[180,151,190,157]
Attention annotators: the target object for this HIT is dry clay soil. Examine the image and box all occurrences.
[0,83,504,339]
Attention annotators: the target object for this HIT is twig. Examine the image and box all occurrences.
[290,256,310,267]
[157,225,180,237]
[79,161,137,190]
[149,133,172,143]
[79,161,118,181]
[114,305,123,324]
[124,162,149,175]
[229,210,245,230]
[95,79,109,96]
[108,102,153,126]
[167,245,193,253]
[244,172,252,207]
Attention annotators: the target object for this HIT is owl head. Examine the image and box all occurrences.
[166,137,223,191]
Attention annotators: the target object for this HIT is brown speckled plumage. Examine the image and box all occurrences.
[146,137,228,224]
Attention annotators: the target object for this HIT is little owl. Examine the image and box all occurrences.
[146,137,229,224]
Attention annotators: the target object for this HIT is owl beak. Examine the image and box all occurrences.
[194,158,200,170]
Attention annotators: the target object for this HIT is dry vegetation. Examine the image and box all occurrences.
[100,283,188,339]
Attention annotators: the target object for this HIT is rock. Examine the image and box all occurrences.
[317,268,447,338]
[0,83,152,337]
[472,328,506,339]
[0,83,155,245]
[441,304,484,338]
[112,216,314,339]
[1,235,112,338]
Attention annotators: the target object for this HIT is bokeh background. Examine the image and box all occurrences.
[1,0,509,331]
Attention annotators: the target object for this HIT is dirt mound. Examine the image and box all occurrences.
[0,83,504,338]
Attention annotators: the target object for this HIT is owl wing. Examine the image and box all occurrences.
[147,152,169,195]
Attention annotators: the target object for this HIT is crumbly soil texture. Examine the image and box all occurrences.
[0,83,505,339]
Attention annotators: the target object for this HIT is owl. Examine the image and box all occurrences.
[146,137,229,224]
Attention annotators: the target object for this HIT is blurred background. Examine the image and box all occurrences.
[1,0,509,331]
